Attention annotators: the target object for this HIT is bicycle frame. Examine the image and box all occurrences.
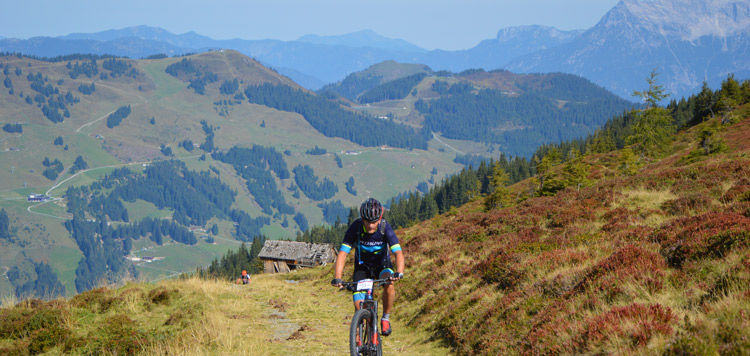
[342,278,390,356]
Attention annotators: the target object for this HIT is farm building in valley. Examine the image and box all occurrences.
[258,240,337,273]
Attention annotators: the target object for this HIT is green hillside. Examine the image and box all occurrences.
[322,63,638,157]
[0,51,464,299]
[2,99,749,355]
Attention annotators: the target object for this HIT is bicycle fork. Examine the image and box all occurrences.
[364,299,379,346]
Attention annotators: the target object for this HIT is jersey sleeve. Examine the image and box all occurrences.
[384,222,401,253]
[340,220,359,254]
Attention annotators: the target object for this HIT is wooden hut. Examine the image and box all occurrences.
[258,240,337,273]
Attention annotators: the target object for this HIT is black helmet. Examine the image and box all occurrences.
[359,198,383,222]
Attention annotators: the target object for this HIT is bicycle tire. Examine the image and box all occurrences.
[350,308,375,356]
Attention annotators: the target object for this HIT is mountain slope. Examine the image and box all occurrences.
[391,109,750,354]
[318,60,433,101]
[3,103,749,356]
[0,50,463,298]
[507,0,750,99]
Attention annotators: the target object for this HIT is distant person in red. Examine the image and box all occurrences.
[236,270,251,284]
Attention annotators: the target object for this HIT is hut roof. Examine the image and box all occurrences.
[258,240,333,261]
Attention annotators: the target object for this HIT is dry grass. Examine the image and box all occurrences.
[0,271,450,355]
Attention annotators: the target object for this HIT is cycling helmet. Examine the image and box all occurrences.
[359,198,383,222]
[242,270,247,276]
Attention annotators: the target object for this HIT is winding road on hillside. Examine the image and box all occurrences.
[432,132,464,154]
[75,82,149,133]
[25,153,204,220]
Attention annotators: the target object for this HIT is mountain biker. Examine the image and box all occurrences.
[236,270,251,285]
[331,198,405,336]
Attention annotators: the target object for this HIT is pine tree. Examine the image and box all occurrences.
[534,147,562,195]
[626,70,674,159]
[562,149,590,191]
[694,81,715,123]
[0,208,10,239]
[484,162,512,211]
[617,148,639,176]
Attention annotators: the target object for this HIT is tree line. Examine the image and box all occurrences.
[293,164,338,201]
[106,105,131,128]
[416,77,637,158]
[212,145,295,216]
[165,58,218,95]
[197,238,266,279]
[358,72,426,104]
[244,83,428,150]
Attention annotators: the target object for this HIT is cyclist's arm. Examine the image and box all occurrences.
[333,249,348,282]
[393,250,404,278]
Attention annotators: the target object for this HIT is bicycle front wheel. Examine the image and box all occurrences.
[350,308,376,356]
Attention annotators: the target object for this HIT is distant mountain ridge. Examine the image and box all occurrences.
[2,0,748,99]
[297,29,427,53]
[507,0,750,98]
[0,25,584,89]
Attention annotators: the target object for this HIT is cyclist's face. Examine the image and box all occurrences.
[363,217,381,234]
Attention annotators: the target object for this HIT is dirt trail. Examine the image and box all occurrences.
[239,270,452,355]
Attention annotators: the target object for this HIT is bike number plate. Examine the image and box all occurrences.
[357,279,374,291]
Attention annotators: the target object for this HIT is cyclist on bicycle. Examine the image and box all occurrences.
[331,198,404,336]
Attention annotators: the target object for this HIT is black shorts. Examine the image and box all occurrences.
[351,261,394,302]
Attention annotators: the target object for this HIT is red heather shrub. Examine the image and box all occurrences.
[515,226,544,243]
[661,192,714,215]
[724,115,750,150]
[573,303,676,350]
[402,231,431,255]
[572,245,666,295]
[475,249,525,290]
[721,180,750,203]
[613,225,655,243]
[653,212,750,267]
[522,301,579,355]
[546,198,599,229]
[601,207,643,233]
[516,196,558,223]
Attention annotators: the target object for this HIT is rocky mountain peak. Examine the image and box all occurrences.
[494,25,583,42]
[605,0,750,41]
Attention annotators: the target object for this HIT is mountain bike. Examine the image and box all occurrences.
[341,278,391,356]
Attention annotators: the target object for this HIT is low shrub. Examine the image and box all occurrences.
[661,193,714,215]
[573,303,676,350]
[476,250,525,290]
[654,212,750,267]
[70,287,116,312]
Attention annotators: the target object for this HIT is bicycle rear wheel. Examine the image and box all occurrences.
[350,309,376,356]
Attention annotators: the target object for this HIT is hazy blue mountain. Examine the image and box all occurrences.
[297,29,427,53]
[506,0,750,99]
[0,25,582,89]
[0,36,196,59]
[59,25,219,49]
[3,0,749,99]
[416,25,584,73]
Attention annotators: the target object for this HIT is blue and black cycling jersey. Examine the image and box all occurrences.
[340,219,401,268]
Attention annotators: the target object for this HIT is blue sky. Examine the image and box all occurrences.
[2,0,620,50]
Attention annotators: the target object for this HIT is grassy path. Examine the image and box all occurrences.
[130,268,452,355]
[232,268,452,355]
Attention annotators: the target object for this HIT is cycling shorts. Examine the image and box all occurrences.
[351,261,393,303]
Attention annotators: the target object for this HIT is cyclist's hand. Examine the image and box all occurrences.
[331,278,343,288]
[390,272,404,281]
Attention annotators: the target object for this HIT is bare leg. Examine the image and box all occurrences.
[382,283,395,315]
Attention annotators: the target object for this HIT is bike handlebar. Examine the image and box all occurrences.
[339,278,392,292]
